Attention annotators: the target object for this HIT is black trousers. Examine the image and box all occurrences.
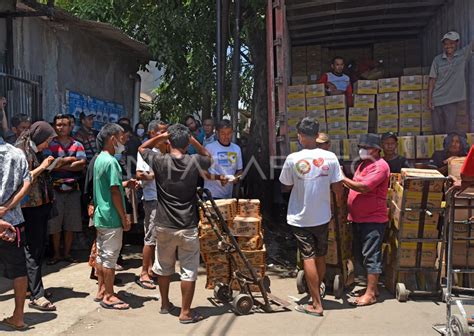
[23,203,51,301]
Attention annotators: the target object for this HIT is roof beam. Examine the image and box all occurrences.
[293,36,418,48]
[291,21,426,39]
[287,0,352,11]
[293,31,420,46]
[287,1,444,22]
[290,11,434,31]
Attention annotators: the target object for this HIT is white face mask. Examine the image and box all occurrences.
[114,140,126,154]
[136,129,145,137]
[359,148,371,160]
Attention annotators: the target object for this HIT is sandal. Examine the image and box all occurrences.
[29,297,56,311]
[135,277,156,290]
[0,317,29,331]
[100,300,129,310]
[348,296,377,307]
[159,302,176,314]
[179,311,204,324]
[294,304,324,317]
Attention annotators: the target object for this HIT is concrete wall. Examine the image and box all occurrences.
[13,16,139,122]
[421,0,474,131]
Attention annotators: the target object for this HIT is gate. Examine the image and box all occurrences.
[0,66,42,122]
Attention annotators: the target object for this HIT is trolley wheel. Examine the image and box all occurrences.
[262,275,271,292]
[232,294,254,315]
[214,283,232,303]
[442,287,449,303]
[296,270,308,294]
[333,274,344,299]
[395,283,409,302]
[449,313,470,336]
[320,282,326,299]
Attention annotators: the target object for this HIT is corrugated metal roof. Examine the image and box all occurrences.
[16,0,150,60]
[286,0,447,46]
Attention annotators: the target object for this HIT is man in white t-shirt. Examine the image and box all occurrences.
[135,120,167,289]
[204,120,243,199]
[279,117,343,317]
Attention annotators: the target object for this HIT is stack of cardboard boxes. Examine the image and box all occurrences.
[384,169,445,293]
[326,193,352,270]
[199,199,266,291]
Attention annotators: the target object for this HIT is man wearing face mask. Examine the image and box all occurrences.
[342,133,390,307]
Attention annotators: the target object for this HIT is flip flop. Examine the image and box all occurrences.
[93,297,103,303]
[179,312,204,324]
[0,318,29,331]
[135,278,156,290]
[159,302,176,314]
[294,304,324,317]
[348,297,377,307]
[100,300,129,310]
[349,289,380,298]
[29,297,56,311]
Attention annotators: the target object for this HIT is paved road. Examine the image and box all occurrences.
[0,247,447,335]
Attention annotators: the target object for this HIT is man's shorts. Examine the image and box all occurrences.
[48,190,83,234]
[96,227,123,269]
[152,227,199,281]
[0,224,27,279]
[143,200,157,246]
[352,222,387,274]
[292,224,329,259]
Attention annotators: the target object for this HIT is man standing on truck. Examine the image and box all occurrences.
[428,31,474,134]
[280,117,344,316]
[318,56,353,106]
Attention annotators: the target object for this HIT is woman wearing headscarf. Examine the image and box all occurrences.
[430,132,469,176]
[15,121,58,311]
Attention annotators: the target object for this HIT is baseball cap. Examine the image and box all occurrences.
[316,133,330,144]
[358,133,382,150]
[442,31,460,42]
[381,132,398,142]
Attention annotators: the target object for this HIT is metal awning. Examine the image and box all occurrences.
[286,0,447,46]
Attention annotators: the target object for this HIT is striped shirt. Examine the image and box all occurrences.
[74,126,98,163]
[44,137,86,182]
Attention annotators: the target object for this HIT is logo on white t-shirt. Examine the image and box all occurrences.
[295,159,311,175]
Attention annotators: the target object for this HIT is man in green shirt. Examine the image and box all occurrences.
[93,123,131,310]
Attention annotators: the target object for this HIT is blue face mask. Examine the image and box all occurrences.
[114,153,123,161]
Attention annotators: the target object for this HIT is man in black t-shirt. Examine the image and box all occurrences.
[381,132,410,173]
[139,124,211,324]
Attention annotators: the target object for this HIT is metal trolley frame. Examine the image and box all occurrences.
[391,176,447,302]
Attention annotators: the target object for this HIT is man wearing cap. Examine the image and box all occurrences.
[428,31,474,134]
[381,132,409,173]
[315,133,331,151]
[342,133,390,307]
[74,112,98,163]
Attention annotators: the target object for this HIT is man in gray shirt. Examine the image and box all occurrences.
[428,31,473,134]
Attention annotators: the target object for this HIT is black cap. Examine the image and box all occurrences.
[381,132,398,142]
[358,133,382,150]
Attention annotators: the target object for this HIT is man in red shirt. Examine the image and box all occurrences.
[318,56,353,106]
[342,134,390,306]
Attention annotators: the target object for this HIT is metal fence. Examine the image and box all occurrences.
[0,65,42,121]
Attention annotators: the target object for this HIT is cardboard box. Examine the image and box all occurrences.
[421,112,433,133]
[238,199,261,218]
[307,109,326,122]
[201,251,228,264]
[399,104,422,118]
[448,157,466,180]
[287,98,306,111]
[398,242,437,268]
[400,75,423,91]
[289,141,299,153]
[403,67,423,76]
[287,85,306,99]
[326,109,346,123]
[199,231,220,252]
[233,246,266,267]
[348,107,370,122]
[206,261,230,277]
[325,95,346,110]
[306,97,325,110]
[398,136,416,159]
[400,168,445,192]
[230,216,261,237]
[200,199,237,223]
[392,181,443,210]
[327,121,347,135]
[286,111,306,120]
[377,106,399,120]
[291,76,308,85]
[391,203,440,236]
[416,135,435,159]
[348,121,369,136]
[354,94,375,109]
[422,75,430,90]
[329,139,342,157]
[399,118,420,135]
[377,92,398,107]
[236,234,264,251]
[399,91,421,105]
[354,80,378,94]
[434,134,447,151]
[452,242,474,268]
[378,78,400,93]
[377,119,398,133]
[342,138,359,161]
[305,84,325,98]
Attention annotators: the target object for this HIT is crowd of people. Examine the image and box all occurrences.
[0,97,244,328]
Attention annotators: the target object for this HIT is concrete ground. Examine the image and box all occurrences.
[0,246,449,335]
